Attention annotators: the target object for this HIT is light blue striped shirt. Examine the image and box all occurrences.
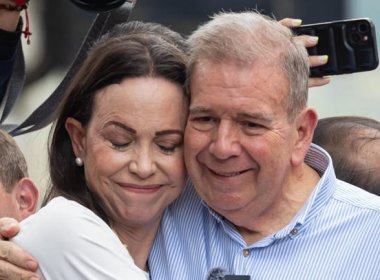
[149,144,380,279]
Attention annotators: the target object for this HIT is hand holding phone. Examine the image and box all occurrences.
[293,18,379,77]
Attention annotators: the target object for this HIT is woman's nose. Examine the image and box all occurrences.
[128,149,157,178]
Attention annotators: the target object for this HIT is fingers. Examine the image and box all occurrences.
[294,34,319,48]
[308,76,331,88]
[308,55,331,87]
[280,18,331,88]
[0,239,38,269]
[282,19,321,50]
[0,218,20,239]
[309,55,328,68]
[297,35,330,87]
[0,259,41,280]
[279,17,302,28]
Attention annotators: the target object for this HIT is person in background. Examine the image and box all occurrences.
[0,0,27,97]
[0,128,38,221]
[313,115,380,196]
[0,128,38,279]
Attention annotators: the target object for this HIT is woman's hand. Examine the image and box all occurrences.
[280,18,331,88]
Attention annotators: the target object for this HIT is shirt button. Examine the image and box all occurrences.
[242,249,250,257]
[291,228,299,235]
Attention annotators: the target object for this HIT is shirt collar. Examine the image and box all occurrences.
[298,144,337,226]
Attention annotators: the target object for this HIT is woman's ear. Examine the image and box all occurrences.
[291,107,318,166]
[65,117,86,159]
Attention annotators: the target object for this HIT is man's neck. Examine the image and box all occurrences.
[227,163,321,245]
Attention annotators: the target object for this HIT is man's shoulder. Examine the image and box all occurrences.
[333,180,380,213]
[163,179,209,224]
[170,179,203,209]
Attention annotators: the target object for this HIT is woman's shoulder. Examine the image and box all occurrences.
[12,197,148,279]
[14,196,109,249]
[20,196,107,231]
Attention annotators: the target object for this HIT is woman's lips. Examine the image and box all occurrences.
[118,183,163,193]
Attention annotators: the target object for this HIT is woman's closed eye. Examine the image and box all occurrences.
[111,140,132,150]
[102,122,135,150]
[157,142,183,155]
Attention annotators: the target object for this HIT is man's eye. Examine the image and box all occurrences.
[242,121,261,128]
[241,121,266,135]
[193,116,214,123]
[190,116,216,131]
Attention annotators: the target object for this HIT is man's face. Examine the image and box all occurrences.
[184,60,300,221]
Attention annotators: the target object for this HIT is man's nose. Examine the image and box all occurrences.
[208,121,242,160]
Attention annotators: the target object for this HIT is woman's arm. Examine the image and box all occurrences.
[12,197,148,280]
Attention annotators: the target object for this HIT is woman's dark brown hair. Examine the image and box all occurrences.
[43,21,188,223]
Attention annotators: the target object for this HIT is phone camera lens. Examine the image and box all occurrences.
[358,22,369,33]
[351,33,361,43]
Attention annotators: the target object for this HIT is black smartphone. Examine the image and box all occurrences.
[293,18,379,77]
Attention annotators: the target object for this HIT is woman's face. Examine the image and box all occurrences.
[67,77,188,228]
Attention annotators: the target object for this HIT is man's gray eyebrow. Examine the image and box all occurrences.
[188,107,212,114]
[237,112,272,122]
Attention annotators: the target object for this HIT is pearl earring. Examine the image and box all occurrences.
[75,157,84,166]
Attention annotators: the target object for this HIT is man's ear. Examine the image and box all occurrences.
[291,107,318,166]
[65,117,86,159]
[14,178,39,220]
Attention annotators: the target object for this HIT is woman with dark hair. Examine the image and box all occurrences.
[11,21,189,279]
